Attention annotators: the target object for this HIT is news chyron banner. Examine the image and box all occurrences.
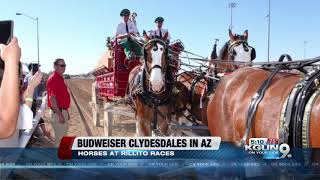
[58,137,221,159]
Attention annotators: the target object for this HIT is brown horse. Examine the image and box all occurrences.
[175,72,212,126]
[127,34,174,136]
[175,29,256,127]
[207,61,320,148]
[213,29,256,73]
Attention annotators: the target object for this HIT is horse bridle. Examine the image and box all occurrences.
[143,39,168,74]
[142,38,169,94]
[149,65,163,72]
[228,40,256,61]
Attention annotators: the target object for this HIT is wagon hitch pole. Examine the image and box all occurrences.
[104,97,131,110]
[169,124,209,130]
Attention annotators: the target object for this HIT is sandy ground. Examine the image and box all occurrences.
[28,78,136,148]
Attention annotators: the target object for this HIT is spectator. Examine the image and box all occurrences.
[24,63,51,140]
[46,58,70,147]
[0,37,21,139]
[0,37,43,147]
[0,71,42,147]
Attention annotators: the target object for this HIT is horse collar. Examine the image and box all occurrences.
[136,66,172,107]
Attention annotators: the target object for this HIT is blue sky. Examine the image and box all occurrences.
[2,0,320,74]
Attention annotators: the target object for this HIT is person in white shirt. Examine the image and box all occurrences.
[149,17,171,43]
[0,70,43,147]
[115,9,142,59]
[0,37,43,146]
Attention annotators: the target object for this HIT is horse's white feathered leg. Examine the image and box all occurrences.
[136,120,144,137]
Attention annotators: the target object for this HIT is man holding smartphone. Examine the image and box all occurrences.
[23,63,51,140]
[24,63,46,97]
[46,58,70,147]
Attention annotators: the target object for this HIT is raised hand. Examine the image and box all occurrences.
[0,37,21,65]
[29,70,43,89]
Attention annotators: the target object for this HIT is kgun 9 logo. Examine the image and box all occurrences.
[244,138,291,159]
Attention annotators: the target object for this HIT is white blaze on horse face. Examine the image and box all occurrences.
[233,43,252,62]
[149,43,165,92]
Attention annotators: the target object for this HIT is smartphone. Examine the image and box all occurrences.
[29,63,39,75]
[0,20,13,45]
[0,20,14,69]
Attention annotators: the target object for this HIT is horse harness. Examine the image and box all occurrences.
[186,74,206,124]
[240,55,320,148]
[129,39,175,132]
[177,71,218,125]
[281,67,320,147]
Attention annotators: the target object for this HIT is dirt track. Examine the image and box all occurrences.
[30,78,136,147]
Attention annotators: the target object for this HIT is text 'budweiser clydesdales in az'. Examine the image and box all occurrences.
[58,137,221,159]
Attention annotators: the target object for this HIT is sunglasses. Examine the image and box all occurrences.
[57,64,66,67]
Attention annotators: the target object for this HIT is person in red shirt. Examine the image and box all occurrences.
[46,58,70,147]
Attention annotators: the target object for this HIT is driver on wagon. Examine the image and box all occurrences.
[115,9,142,60]
[149,16,171,43]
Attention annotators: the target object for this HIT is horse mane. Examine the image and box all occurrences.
[218,42,229,60]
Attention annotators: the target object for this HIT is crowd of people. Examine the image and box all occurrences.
[0,37,43,147]
[0,37,70,147]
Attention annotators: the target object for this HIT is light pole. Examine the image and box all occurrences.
[228,2,237,30]
[16,13,39,65]
[303,41,308,60]
[266,0,271,62]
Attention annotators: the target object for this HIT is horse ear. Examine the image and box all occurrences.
[145,43,152,50]
[243,30,248,40]
[229,29,235,41]
[143,30,150,41]
[162,32,169,41]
